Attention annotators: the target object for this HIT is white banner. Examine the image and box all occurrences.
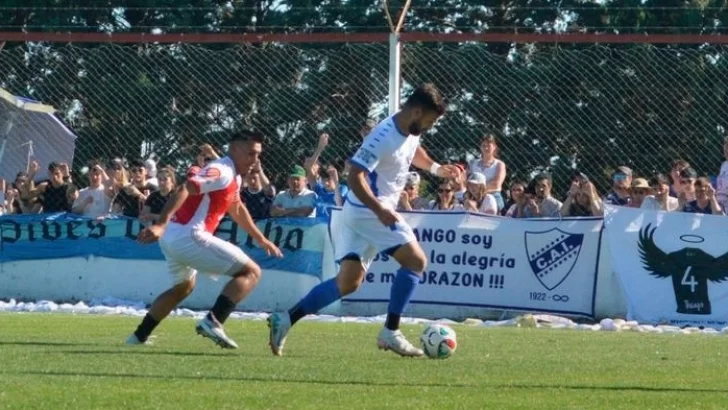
[333,210,603,318]
[604,205,728,328]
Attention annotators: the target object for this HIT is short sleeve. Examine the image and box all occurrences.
[350,134,389,173]
[188,163,234,194]
[272,192,284,207]
[480,194,499,215]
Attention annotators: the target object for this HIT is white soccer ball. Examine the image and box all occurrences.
[420,324,457,359]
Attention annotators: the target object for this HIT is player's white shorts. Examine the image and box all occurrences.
[331,203,417,269]
[159,229,251,285]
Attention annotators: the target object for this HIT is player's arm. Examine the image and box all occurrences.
[347,165,386,214]
[227,200,283,257]
[412,146,460,179]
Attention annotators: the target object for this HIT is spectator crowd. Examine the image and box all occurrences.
[2,124,728,222]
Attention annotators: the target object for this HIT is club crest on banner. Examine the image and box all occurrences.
[525,228,584,291]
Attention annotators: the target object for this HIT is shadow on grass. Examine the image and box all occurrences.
[60,349,239,357]
[6,369,728,393]
[0,341,97,347]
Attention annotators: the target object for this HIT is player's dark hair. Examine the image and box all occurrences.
[230,129,266,144]
[403,83,446,116]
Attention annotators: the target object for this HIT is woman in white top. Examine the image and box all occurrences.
[463,172,498,215]
[641,174,679,212]
[429,180,463,211]
[468,134,507,212]
[716,136,728,211]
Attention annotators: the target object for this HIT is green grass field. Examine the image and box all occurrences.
[1,313,727,410]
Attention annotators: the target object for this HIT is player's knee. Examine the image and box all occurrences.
[236,261,261,283]
[409,256,427,274]
[337,275,363,296]
[336,262,366,296]
[402,251,427,274]
[172,279,195,298]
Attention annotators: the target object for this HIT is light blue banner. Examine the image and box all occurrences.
[0,213,326,278]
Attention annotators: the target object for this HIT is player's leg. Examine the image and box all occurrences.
[372,223,427,357]
[191,233,257,349]
[268,216,372,356]
[126,253,197,345]
[268,257,369,356]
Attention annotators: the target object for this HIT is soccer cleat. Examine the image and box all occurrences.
[125,334,154,345]
[195,316,238,349]
[267,312,291,356]
[377,328,424,357]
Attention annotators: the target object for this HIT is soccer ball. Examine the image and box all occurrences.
[420,324,457,359]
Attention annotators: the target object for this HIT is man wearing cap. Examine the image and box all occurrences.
[603,166,633,206]
[270,165,317,218]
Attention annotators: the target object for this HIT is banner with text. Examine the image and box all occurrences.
[0,213,326,278]
[337,210,603,318]
[604,205,728,328]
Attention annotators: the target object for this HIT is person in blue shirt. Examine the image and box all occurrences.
[311,165,348,217]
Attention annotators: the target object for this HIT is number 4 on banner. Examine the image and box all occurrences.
[681,266,697,293]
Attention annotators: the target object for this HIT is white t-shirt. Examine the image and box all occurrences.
[716,161,728,205]
[272,188,317,218]
[73,185,111,218]
[641,195,679,212]
[468,158,504,186]
[465,194,498,215]
[348,115,420,211]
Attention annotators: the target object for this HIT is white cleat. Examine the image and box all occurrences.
[125,334,154,345]
[267,312,291,356]
[377,328,424,357]
[195,316,238,349]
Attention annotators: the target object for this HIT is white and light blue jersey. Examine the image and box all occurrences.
[347,115,420,210]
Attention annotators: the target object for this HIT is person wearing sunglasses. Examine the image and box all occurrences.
[603,166,632,206]
[429,180,463,211]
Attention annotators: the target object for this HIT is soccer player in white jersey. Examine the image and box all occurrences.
[127,130,283,349]
[268,84,460,357]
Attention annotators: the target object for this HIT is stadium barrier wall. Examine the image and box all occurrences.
[0,212,627,320]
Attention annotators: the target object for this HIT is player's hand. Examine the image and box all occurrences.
[375,206,400,228]
[137,224,164,244]
[259,238,283,258]
[436,164,461,180]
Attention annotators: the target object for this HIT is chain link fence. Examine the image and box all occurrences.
[1,40,727,197]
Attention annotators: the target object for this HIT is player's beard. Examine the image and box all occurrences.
[408,121,422,136]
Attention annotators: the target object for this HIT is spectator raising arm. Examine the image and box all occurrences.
[304,133,329,187]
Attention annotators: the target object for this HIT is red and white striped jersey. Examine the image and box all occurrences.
[165,156,241,240]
